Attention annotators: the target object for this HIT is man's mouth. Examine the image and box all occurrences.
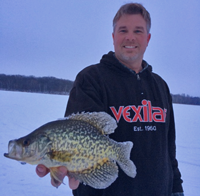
[124,46,137,49]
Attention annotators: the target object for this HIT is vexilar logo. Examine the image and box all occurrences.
[110,99,167,123]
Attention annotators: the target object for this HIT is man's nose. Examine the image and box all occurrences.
[126,32,136,41]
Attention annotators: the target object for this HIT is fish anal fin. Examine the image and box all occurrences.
[68,158,118,189]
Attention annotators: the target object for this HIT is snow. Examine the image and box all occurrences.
[0,91,199,195]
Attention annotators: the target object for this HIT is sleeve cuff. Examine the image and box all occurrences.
[172,193,184,196]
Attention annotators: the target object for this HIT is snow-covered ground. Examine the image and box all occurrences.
[0,91,199,196]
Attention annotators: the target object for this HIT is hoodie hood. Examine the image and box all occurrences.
[100,51,153,76]
[100,51,160,101]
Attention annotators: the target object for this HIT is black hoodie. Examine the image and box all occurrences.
[65,51,183,196]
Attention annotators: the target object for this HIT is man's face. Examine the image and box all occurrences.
[112,14,151,70]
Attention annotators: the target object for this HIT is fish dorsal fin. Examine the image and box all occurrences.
[66,112,117,135]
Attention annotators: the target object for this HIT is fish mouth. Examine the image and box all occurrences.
[4,153,10,158]
[4,153,26,165]
[4,140,23,161]
[4,152,20,160]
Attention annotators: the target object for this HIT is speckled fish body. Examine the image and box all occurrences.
[4,112,136,189]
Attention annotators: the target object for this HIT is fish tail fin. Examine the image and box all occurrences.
[116,141,137,178]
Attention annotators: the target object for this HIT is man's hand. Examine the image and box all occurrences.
[36,164,79,190]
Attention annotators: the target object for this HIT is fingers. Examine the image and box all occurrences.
[68,176,80,190]
[36,165,79,190]
[51,166,67,188]
[36,164,50,177]
[50,166,79,189]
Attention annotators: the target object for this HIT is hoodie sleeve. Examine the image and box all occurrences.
[168,93,184,193]
[64,67,105,117]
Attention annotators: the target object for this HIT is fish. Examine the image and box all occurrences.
[4,112,136,189]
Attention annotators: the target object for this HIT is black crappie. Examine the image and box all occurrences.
[4,112,136,189]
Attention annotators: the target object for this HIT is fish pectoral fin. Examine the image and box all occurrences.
[49,150,73,163]
[49,167,66,188]
[68,158,118,189]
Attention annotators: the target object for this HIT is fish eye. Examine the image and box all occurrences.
[23,139,31,146]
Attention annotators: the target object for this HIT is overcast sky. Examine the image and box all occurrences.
[0,0,200,97]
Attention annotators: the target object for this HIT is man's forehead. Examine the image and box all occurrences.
[113,14,148,32]
[118,26,145,29]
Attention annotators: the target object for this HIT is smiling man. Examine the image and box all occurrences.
[112,13,151,72]
[36,3,184,196]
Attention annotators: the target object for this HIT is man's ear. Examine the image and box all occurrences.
[147,33,151,45]
[112,32,115,45]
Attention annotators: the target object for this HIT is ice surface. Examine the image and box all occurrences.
[0,91,72,196]
[0,91,199,196]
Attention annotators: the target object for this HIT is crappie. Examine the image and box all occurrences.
[4,112,136,189]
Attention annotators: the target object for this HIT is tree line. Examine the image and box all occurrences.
[171,94,200,105]
[0,74,73,95]
[0,74,199,105]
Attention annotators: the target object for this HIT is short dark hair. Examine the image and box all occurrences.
[113,3,151,33]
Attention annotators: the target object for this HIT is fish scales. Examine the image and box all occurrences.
[4,112,137,189]
[47,120,111,160]
[54,121,114,172]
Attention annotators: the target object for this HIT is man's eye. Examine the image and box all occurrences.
[135,30,142,33]
[119,29,127,33]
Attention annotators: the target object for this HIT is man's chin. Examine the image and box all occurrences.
[121,54,138,63]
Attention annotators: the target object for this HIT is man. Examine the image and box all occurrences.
[36,3,184,196]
